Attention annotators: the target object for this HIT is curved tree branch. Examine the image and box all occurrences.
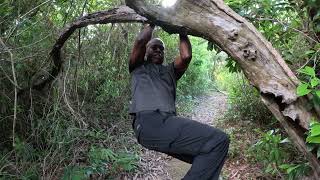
[20,6,148,93]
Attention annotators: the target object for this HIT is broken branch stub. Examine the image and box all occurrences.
[126,0,320,177]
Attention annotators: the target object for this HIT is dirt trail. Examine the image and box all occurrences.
[166,91,228,180]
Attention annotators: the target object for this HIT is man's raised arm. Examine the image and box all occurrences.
[129,24,155,73]
[174,34,192,80]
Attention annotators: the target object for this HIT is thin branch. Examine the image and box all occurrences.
[5,0,53,41]
[0,65,21,89]
[4,34,51,51]
[63,58,87,127]
[0,38,18,147]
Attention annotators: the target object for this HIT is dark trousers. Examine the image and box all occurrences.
[132,111,229,180]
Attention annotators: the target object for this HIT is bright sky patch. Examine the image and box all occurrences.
[161,0,177,8]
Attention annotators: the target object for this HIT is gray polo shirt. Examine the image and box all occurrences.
[129,62,177,114]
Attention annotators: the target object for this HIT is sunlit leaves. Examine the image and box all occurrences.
[298,66,315,77]
[306,119,320,158]
[311,78,319,87]
[297,83,311,96]
[296,66,320,102]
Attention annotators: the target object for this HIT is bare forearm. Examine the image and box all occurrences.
[129,24,155,72]
[173,34,192,79]
[179,34,192,62]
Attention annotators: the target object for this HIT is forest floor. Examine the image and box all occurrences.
[124,91,263,180]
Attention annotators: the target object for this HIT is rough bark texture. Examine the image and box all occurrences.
[125,0,320,177]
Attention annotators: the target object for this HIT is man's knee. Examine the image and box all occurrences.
[201,130,229,153]
[221,132,230,146]
[215,131,229,151]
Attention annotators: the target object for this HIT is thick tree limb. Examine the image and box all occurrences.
[125,0,320,177]
[20,6,147,93]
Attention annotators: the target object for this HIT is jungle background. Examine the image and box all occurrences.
[0,0,320,179]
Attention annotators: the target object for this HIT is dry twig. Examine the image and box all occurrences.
[0,38,18,147]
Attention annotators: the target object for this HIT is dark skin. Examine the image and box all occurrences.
[129,24,192,79]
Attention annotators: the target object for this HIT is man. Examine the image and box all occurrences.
[128,24,229,180]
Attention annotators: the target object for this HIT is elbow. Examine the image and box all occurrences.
[135,37,145,44]
[181,54,192,62]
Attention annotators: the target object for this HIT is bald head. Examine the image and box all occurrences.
[146,38,165,49]
[145,38,165,64]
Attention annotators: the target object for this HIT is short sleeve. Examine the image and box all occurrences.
[167,62,179,81]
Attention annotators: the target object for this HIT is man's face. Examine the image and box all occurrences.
[146,39,165,64]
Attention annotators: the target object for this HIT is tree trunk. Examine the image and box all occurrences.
[125,0,320,177]
[28,0,320,177]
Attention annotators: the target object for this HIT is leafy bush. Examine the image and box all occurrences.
[279,163,311,180]
[62,146,138,179]
[249,129,310,179]
[306,119,320,158]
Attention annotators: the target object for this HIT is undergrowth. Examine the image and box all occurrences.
[215,64,310,179]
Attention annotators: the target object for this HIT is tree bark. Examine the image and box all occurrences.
[125,0,320,177]
[28,0,320,177]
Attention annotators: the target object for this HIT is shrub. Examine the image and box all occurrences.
[249,129,310,179]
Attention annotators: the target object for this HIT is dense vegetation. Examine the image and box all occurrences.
[0,0,319,179]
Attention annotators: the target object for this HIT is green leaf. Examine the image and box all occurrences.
[304,50,315,57]
[316,90,320,98]
[310,124,320,137]
[297,83,311,96]
[286,165,299,174]
[298,66,316,77]
[315,43,320,50]
[280,137,290,143]
[306,135,320,143]
[311,78,320,88]
[279,164,291,169]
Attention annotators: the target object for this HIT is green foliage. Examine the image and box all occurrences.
[62,146,138,179]
[249,129,310,178]
[224,58,241,73]
[304,0,320,33]
[296,66,320,106]
[306,119,320,144]
[177,37,217,97]
[216,69,274,125]
[306,119,320,159]
[250,129,288,173]
[279,163,311,180]
[88,146,138,176]
[62,166,88,180]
